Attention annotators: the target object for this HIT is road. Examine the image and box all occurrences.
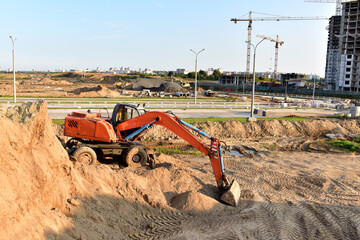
[48,108,336,119]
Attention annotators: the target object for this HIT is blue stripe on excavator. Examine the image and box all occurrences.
[178,119,211,139]
[124,119,156,141]
[219,146,225,173]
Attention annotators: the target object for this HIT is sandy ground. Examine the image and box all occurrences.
[1,101,360,239]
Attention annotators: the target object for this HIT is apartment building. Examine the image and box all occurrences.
[337,1,360,91]
[324,15,341,90]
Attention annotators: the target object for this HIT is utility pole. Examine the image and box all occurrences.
[9,36,16,103]
[190,49,205,104]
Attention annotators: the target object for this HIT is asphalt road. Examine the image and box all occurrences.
[48,108,336,120]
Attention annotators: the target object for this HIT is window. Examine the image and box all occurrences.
[345,81,350,85]
[347,55,352,59]
[347,62,352,66]
[346,68,351,72]
[346,74,351,78]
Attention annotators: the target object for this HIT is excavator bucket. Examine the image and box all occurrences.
[220,180,241,207]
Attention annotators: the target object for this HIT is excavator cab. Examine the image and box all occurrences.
[111,103,145,127]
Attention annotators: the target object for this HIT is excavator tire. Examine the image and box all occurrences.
[123,146,148,168]
[72,146,97,165]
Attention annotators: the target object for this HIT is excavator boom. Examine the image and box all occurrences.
[116,110,240,206]
[64,104,240,206]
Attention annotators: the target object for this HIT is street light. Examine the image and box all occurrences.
[9,36,17,103]
[190,48,205,104]
[246,36,266,119]
[312,77,316,103]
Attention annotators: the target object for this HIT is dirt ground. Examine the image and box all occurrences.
[0,78,275,102]
[1,101,360,239]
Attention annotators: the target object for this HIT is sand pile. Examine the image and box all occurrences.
[0,101,224,239]
[0,100,73,239]
[37,78,55,85]
[143,119,360,141]
[132,78,166,90]
[57,80,73,85]
[36,78,72,86]
[161,82,187,93]
[70,85,121,97]
[171,191,226,212]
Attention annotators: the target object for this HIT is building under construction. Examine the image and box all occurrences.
[324,15,341,90]
[326,1,360,91]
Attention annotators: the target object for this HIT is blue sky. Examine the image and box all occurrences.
[0,0,335,76]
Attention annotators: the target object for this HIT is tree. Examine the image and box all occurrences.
[187,72,195,79]
[199,70,208,80]
[168,71,174,77]
[212,70,221,80]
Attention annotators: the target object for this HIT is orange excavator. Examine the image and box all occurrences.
[64,103,240,206]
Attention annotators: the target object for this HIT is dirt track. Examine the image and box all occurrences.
[1,101,360,239]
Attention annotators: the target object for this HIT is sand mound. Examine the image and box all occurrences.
[37,78,55,85]
[162,82,187,93]
[0,101,223,239]
[70,85,121,97]
[0,101,72,239]
[57,80,73,85]
[132,78,166,90]
[171,191,225,212]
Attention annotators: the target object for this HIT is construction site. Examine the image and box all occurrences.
[2,1,360,239]
[1,99,360,239]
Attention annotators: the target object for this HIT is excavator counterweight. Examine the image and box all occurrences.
[64,103,240,206]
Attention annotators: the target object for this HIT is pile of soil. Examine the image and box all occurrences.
[70,85,121,97]
[36,78,72,86]
[161,82,187,93]
[143,119,360,141]
[37,77,55,84]
[132,78,166,90]
[0,101,223,239]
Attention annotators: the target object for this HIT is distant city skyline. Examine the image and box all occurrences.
[0,1,335,76]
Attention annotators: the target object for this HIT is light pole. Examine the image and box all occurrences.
[312,78,316,103]
[246,37,266,119]
[190,48,205,104]
[9,36,17,103]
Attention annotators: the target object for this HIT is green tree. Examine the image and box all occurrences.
[168,71,174,77]
[212,70,221,80]
[187,72,195,79]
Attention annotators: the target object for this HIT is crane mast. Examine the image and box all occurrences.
[274,35,284,79]
[246,11,252,80]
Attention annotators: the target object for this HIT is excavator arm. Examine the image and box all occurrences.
[115,111,240,206]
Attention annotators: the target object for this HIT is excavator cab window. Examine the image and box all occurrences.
[111,104,141,127]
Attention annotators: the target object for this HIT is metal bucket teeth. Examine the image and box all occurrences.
[220,180,241,207]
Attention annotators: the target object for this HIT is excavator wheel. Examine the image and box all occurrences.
[71,146,97,165]
[123,146,148,168]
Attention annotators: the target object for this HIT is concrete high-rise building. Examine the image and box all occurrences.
[324,16,341,90]
[337,1,360,92]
